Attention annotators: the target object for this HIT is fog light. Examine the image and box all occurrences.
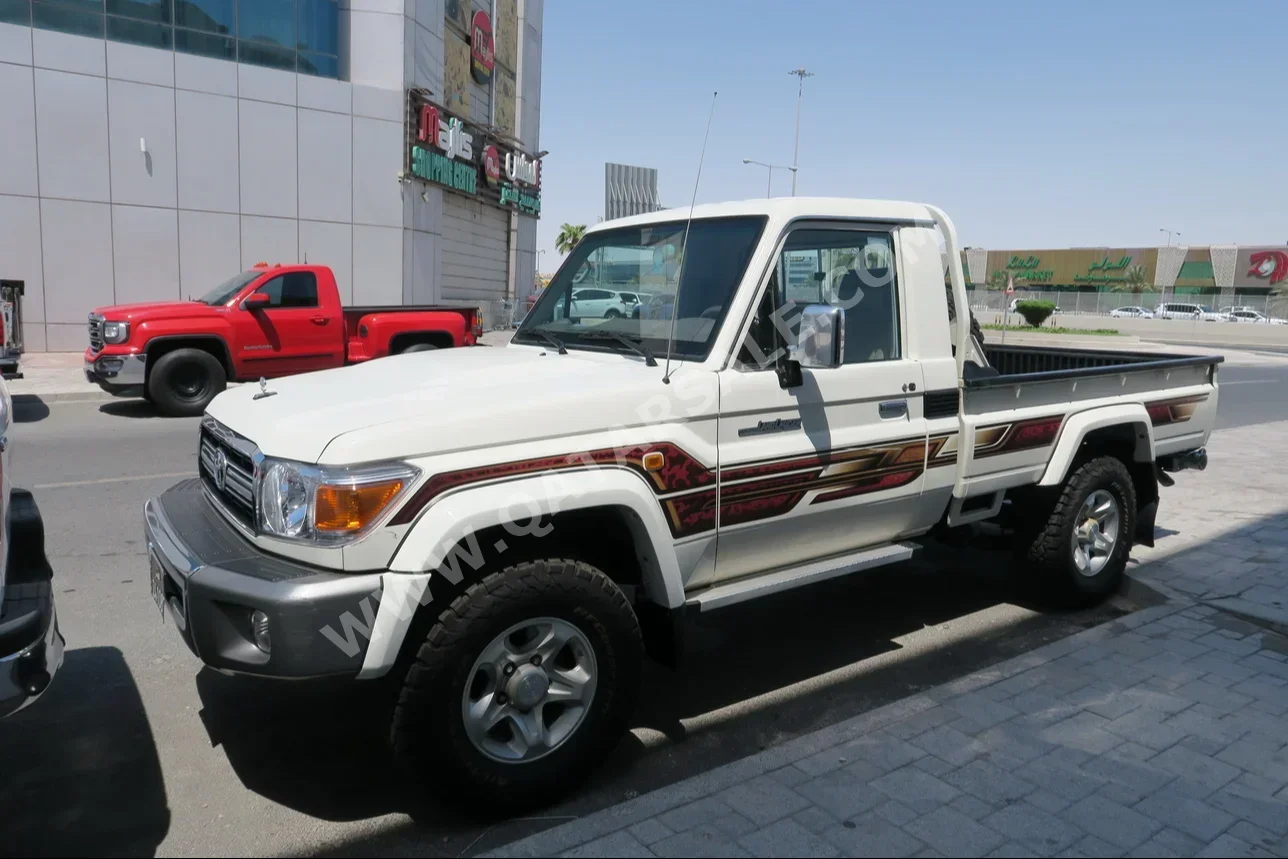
[97,357,124,375]
[250,610,271,653]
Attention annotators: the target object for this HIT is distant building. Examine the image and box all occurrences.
[949,245,1286,299]
[604,163,662,221]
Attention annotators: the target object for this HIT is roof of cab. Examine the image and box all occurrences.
[587,197,939,233]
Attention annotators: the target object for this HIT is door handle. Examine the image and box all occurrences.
[311,316,329,325]
[879,400,908,419]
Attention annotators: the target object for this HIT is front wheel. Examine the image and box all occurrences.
[391,559,642,811]
[147,348,227,417]
[398,342,438,354]
[1017,456,1136,604]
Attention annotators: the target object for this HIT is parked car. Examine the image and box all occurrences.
[84,263,482,417]
[1,377,63,719]
[1228,310,1288,325]
[145,197,1220,809]
[1155,302,1224,321]
[568,288,631,319]
[1218,305,1258,316]
[1110,306,1154,319]
[0,279,26,380]
[631,292,676,320]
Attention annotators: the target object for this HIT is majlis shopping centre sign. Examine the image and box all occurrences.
[407,91,541,217]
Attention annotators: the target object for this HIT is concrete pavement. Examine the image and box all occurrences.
[487,420,1288,859]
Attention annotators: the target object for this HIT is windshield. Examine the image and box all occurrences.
[516,216,766,360]
[197,271,260,306]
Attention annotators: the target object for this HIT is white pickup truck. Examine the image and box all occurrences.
[144,198,1219,809]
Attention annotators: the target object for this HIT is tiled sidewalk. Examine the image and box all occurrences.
[488,421,1288,859]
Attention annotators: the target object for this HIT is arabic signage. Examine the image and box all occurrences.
[985,249,1158,288]
[407,91,541,216]
[470,10,495,85]
[1075,255,1133,283]
[1234,247,1288,288]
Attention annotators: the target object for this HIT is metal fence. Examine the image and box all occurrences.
[967,289,1280,318]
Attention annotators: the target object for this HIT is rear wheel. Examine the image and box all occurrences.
[391,559,642,812]
[147,348,226,417]
[1017,456,1136,604]
[604,309,622,319]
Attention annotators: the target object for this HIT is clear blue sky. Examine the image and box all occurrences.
[534,0,1287,270]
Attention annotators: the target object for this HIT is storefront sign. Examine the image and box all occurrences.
[1075,255,1134,283]
[1247,250,1288,285]
[1005,255,1054,283]
[470,11,495,85]
[407,91,541,217]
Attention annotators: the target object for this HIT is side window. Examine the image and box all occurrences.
[257,272,319,308]
[782,229,900,365]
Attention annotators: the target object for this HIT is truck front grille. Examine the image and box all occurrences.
[199,424,257,528]
[88,314,104,352]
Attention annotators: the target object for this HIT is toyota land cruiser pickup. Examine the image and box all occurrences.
[143,198,1219,808]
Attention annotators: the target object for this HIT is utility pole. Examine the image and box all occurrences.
[788,67,814,196]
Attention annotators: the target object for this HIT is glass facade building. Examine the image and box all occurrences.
[0,0,340,77]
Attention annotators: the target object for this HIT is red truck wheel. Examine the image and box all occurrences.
[148,348,227,417]
[398,343,437,354]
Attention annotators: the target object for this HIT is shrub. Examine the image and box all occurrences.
[1015,299,1056,328]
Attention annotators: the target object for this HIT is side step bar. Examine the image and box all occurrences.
[686,542,918,612]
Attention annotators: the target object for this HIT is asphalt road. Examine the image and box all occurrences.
[2,367,1286,858]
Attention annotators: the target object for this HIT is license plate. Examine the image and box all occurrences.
[150,552,166,622]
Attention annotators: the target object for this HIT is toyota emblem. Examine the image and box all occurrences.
[213,448,228,492]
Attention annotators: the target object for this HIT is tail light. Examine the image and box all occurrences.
[472,312,483,339]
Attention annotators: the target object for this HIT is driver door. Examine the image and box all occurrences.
[709,225,929,586]
[236,271,341,376]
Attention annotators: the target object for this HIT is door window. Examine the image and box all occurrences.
[256,272,319,308]
[739,229,900,368]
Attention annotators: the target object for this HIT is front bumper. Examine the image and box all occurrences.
[83,351,146,397]
[1,490,63,719]
[144,479,384,678]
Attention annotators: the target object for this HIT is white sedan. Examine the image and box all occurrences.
[1110,306,1154,319]
[1229,310,1288,325]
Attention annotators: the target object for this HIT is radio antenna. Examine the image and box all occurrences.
[662,91,718,385]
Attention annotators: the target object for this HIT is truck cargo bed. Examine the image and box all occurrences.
[974,343,1223,387]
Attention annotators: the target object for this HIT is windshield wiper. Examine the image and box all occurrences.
[531,329,568,355]
[580,331,658,367]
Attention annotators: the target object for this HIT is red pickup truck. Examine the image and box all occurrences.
[84,263,480,417]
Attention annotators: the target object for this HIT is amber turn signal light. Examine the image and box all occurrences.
[315,480,405,532]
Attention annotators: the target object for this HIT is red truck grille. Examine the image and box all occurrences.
[88,314,104,352]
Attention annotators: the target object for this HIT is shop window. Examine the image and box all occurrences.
[106,0,170,23]
[238,39,295,71]
[0,0,31,25]
[173,25,233,59]
[31,0,105,37]
[298,51,337,78]
[237,0,293,46]
[174,0,232,33]
[107,13,171,46]
[296,0,336,55]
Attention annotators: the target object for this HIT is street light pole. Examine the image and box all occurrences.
[788,67,814,196]
[742,159,797,198]
[1159,227,1179,247]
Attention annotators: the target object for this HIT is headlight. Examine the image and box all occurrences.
[256,458,420,545]
[102,320,130,343]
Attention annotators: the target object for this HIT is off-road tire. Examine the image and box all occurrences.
[1018,456,1136,604]
[147,348,226,417]
[390,559,643,812]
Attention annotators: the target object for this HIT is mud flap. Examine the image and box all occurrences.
[1134,500,1158,548]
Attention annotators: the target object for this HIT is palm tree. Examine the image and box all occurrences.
[986,269,1009,291]
[1117,264,1151,293]
[555,223,587,255]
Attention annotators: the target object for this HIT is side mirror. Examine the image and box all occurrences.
[241,292,271,310]
[792,304,845,370]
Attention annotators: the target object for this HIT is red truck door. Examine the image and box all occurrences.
[234,269,342,377]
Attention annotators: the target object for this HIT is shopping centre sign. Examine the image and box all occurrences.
[1005,254,1054,283]
[1075,255,1133,283]
[407,93,541,216]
